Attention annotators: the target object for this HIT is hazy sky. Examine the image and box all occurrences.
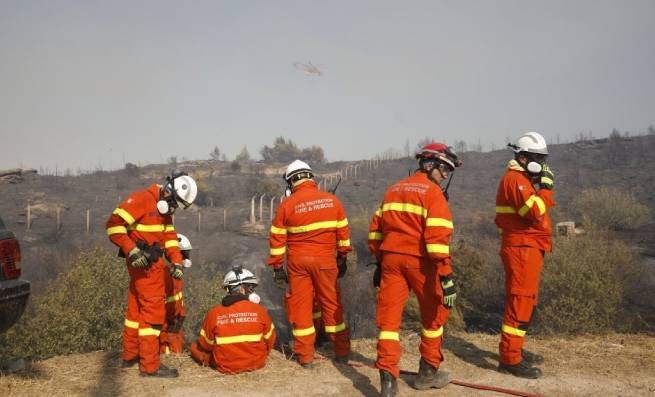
[1,0,654,171]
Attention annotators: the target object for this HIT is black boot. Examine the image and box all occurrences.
[379,370,398,397]
[522,349,544,365]
[120,358,138,368]
[140,364,179,378]
[498,361,542,379]
[413,358,450,390]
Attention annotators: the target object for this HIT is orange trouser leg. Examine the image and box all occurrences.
[313,265,350,357]
[132,262,166,374]
[166,329,185,353]
[499,246,544,365]
[312,297,324,335]
[375,252,411,378]
[406,258,450,368]
[122,286,140,361]
[287,259,316,364]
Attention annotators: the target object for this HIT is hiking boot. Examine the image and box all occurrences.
[413,358,450,390]
[300,361,316,369]
[498,361,542,379]
[139,364,179,378]
[334,354,350,365]
[379,370,398,397]
[522,349,544,365]
[120,358,138,368]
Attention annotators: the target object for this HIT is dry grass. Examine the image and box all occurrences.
[2,333,654,397]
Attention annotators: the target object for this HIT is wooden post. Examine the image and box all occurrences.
[56,207,61,231]
[250,195,256,224]
[223,208,227,231]
[86,209,90,234]
[269,196,276,220]
[197,211,201,233]
[26,203,31,230]
[259,194,266,222]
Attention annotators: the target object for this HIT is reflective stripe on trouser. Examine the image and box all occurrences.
[286,255,351,364]
[499,245,544,365]
[375,252,450,378]
[123,261,166,373]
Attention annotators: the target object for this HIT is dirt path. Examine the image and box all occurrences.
[2,333,654,397]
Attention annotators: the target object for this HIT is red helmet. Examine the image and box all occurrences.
[416,143,463,170]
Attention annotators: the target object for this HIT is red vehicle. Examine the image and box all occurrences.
[0,215,30,333]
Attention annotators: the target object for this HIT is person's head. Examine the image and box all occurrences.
[177,233,192,267]
[415,143,462,184]
[508,132,548,174]
[223,266,259,302]
[283,159,313,195]
[156,171,198,215]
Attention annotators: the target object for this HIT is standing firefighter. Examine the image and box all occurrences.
[368,143,462,396]
[160,233,192,355]
[268,160,352,368]
[495,132,554,379]
[106,171,197,377]
[189,266,276,374]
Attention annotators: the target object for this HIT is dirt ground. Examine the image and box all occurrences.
[1,332,654,397]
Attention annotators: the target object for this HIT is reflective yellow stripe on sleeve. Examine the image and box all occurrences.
[216,333,263,345]
[425,218,454,228]
[496,206,516,214]
[381,202,428,217]
[165,239,180,249]
[200,329,215,345]
[138,327,161,337]
[421,326,444,338]
[518,195,546,217]
[164,224,175,232]
[107,226,128,236]
[292,326,316,337]
[375,208,382,217]
[502,323,526,337]
[325,322,346,333]
[378,331,400,341]
[368,232,384,240]
[124,319,139,329]
[270,246,286,256]
[113,208,136,225]
[264,324,275,340]
[426,244,450,254]
[270,225,287,235]
[337,239,351,247]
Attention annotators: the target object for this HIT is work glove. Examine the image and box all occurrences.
[128,247,150,269]
[337,255,348,278]
[440,274,457,309]
[273,267,288,288]
[540,164,554,190]
[170,264,184,279]
[373,262,382,288]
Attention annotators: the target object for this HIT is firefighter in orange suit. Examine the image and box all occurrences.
[106,171,197,377]
[268,160,351,368]
[189,266,276,374]
[160,233,192,355]
[368,143,462,397]
[495,132,555,379]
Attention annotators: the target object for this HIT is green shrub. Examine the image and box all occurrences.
[534,231,636,334]
[573,187,651,230]
[182,269,226,340]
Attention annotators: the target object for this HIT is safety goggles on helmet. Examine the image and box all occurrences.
[416,143,462,172]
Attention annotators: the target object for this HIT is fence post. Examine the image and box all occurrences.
[26,203,31,230]
[223,208,227,231]
[250,195,256,224]
[197,210,201,233]
[269,196,276,220]
[56,207,61,231]
[259,194,266,222]
[86,209,90,234]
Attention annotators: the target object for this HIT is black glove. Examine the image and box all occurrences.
[373,262,381,288]
[440,274,457,309]
[337,255,347,278]
[170,264,184,279]
[128,247,150,269]
[540,164,554,190]
[273,267,288,288]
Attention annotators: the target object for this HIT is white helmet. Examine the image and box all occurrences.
[177,233,192,251]
[284,159,313,182]
[169,174,197,208]
[223,266,258,289]
[509,132,548,155]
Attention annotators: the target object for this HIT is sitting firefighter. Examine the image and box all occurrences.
[189,266,276,374]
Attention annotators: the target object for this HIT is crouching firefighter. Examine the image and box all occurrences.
[160,233,192,355]
[106,171,197,377]
[368,143,462,396]
[189,266,276,374]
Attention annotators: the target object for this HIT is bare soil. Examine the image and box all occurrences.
[2,332,654,397]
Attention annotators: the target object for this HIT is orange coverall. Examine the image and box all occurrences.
[189,296,276,374]
[268,180,351,364]
[106,184,183,374]
[368,172,454,379]
[495,160,554,365]
[160,272,185,354]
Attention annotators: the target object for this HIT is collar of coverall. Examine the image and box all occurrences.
[148,183,162,199]
[507,159,526,172]
[291,178,317,192]
[221,294,250,307]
